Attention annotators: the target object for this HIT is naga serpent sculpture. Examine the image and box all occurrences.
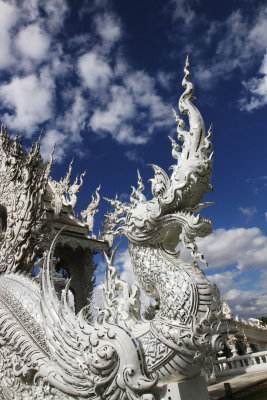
[0,57,222,399]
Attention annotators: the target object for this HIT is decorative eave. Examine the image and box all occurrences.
[52,228,109,252]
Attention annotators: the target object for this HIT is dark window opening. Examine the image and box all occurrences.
[0,205,7,232]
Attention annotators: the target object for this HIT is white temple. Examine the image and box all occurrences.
[0,57,267,400]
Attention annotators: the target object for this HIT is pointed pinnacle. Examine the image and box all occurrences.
[51,143,55,157]
[185,53,189,68]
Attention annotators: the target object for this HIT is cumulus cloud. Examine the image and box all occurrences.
[209,267,267,319]
[0,0,172,161]
[0,68,54,134]
[90,85,136,135]
[0,0,70,148]
[94,12,122,47]
[14,0,69,34]
[40,90,88,162]
[0,0,68,71]
[89,68,172,145]
[40,129,67,163]
[156,71,175,90]
[15,23,50,61]
[180,226,267,318]
[40,0,69,33]
[210,269,267,319]
[78,51,113,91]
[197,227,267,271]
[57,89,87,142]
[0,1,18,69]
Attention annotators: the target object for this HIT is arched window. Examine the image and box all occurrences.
[0,205,7,233]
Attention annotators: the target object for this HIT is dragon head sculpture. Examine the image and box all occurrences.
[104,55,214,262]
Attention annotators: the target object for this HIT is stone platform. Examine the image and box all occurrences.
[208,371,267,399]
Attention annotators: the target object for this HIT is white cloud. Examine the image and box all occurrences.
[57,89,86,143]
[78,51,113,91]
[90,85,135,130]
[248,9,267,50]
[125,149,142,163]
[41,129,67,163]
[15,24,50,61]
[125,70,171,125]
[12,0,69,34]
[40,90,87,163]
[89,68,172,144]
[40,0,69,33]
[208,268,267,319]
[232,291,267,318]
[91,283,104,312]
[195,11,250,86]
[239,206,257,219]
[0,0,71,142]
[0,1,171,159]
[240,52,267,111]
[169,0,197,24]
[0,69,54,134]
[193,5,267,99]
[0,0,69,71]
[89,84,147,144]
[156,71,175,90]
[215,281,267,319]
[0,0,81,165]
[94,13,121,46]
[0,1,18,69]
[196,227,267,271]
[208,270,240,295]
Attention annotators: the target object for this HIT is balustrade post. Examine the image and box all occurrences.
[243,334,253,354]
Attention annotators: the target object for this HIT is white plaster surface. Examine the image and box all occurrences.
[163,376,210,400]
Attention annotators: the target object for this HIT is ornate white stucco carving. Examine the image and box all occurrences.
[248,317,264,327]
[0,57,223,399]
[103,55,223,383]
[49,158,86,215]
[222,299,233,319]
[219,303,267,359]
[0,128,53,273]
[0,124,105,277]
[81,184,101,232]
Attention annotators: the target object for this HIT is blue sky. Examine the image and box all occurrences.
[1,0,267,319]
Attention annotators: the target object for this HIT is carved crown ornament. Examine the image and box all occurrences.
[0,57,224,399]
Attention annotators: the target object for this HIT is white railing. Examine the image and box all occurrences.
[214,351,267,377]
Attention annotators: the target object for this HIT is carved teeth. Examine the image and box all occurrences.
[193,215,200,224]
